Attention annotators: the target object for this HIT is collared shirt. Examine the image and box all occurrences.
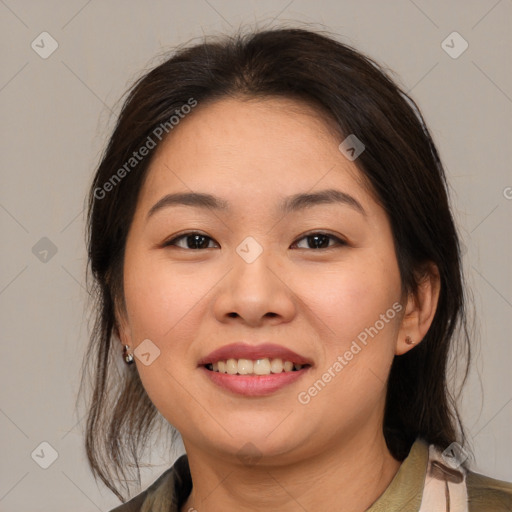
[110,437,512,512]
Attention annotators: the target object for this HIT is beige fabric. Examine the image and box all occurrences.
[418,444,468,512]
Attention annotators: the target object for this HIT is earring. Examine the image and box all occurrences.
[405,336,415,345]
[123,345,134,364]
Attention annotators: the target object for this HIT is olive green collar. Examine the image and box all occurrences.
[366,438,429,512]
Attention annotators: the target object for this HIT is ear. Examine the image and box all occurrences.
[396,262,441,356]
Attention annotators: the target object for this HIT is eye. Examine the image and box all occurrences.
[162,231,347,250]
[162,232,219,250]
[291,231,347,250]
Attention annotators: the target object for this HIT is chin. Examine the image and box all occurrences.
[191,422,309,464]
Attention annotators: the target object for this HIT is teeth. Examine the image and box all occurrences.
[253,358,271,375]
[206,358,305,375]
[226,359,238,375]
[237,358,253,374]
[270,358,284,373]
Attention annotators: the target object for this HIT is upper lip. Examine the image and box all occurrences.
[198,342,313,366]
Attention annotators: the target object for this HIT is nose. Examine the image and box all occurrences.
[212,243,297,327]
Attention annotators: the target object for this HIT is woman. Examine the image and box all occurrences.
[82,27,512,511]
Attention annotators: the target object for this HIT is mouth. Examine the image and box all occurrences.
[202,358,312,376]
[198,342,313,395]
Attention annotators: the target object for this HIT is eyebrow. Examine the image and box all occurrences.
[146,188,367,220]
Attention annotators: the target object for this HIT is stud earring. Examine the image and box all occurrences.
[123,345,134,364]
[405,336,415,345]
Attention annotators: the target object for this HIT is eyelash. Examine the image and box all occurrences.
[162,231,347,250]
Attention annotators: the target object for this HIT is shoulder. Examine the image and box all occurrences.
[466,470,512,512]
[109,492,146,512]
[422,441,512,512]
[107,463,179,512]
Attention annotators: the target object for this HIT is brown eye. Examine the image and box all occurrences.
[292,232,346,250]
[163,232,218,250]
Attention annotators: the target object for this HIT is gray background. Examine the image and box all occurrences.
[1,1,511,510]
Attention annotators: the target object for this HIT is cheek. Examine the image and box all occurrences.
[294,262,401,423]
[296,254,402,349]
[123,254,207,342]
[122,255,207,423]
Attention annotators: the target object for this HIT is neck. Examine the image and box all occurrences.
[180,430,402,512]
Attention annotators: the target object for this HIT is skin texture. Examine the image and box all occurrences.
[117,97,440,512]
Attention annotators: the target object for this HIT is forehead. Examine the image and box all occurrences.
[140,96,373,211]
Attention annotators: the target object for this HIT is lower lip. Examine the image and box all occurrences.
[199,366,311,396]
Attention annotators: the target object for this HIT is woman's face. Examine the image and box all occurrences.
[119,97,411,464]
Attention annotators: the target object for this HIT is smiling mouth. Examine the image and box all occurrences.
[203,358,311,376]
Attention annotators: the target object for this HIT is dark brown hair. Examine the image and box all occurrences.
[80,27,473,501]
